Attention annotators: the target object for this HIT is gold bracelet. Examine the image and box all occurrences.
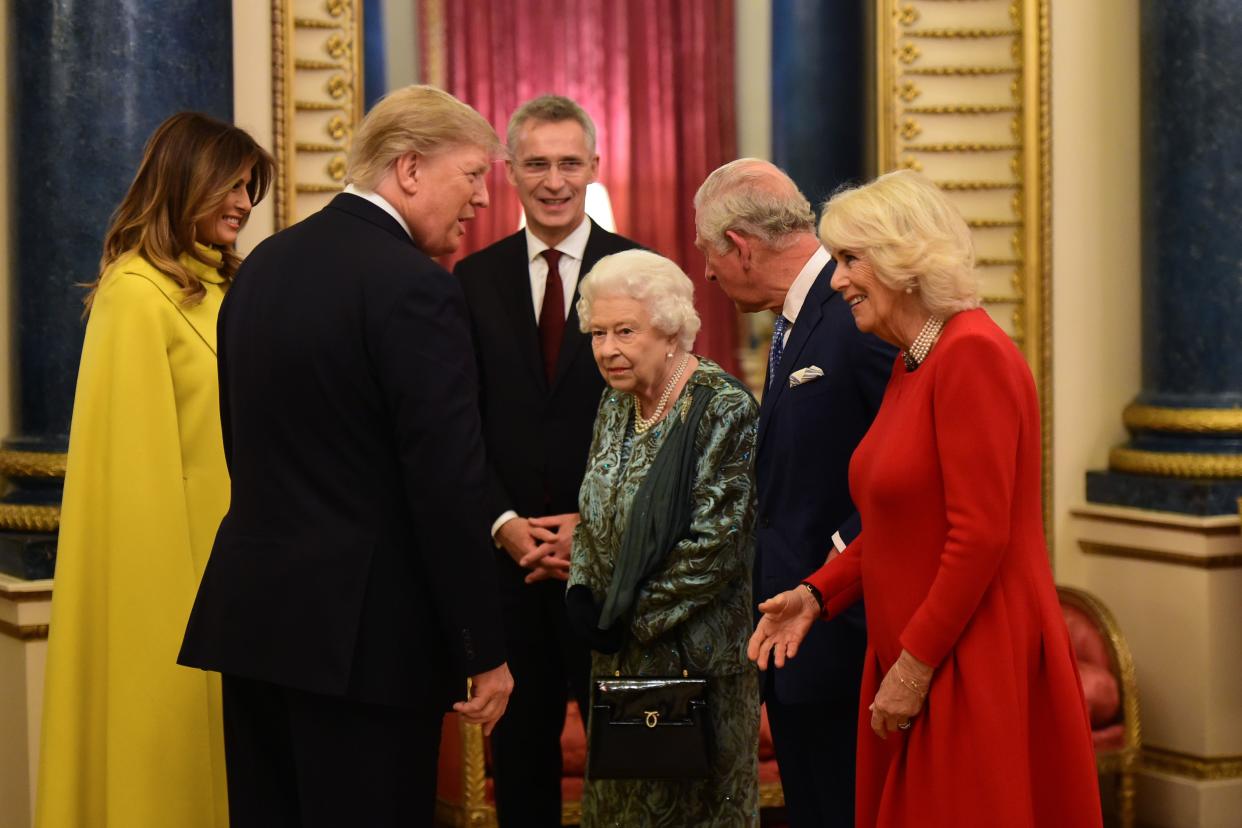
[896,671,929,698]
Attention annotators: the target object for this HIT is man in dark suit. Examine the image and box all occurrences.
[454,95,641,825]
[179,86,513,828]
[694,159,896,828]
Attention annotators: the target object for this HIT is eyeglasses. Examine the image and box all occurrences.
[515,158,590,179]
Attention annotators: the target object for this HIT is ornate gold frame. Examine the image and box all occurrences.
[876,0,1052,532]
[271,0,366,229]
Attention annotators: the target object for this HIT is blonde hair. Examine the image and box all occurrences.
[818,170,980,317]
[693,158,815,254]
[578,250,701,352]
[87,112,274,312]
[346,85,501,189]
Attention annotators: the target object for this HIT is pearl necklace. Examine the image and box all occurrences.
[634,352,690,434]
[902,315,944,371]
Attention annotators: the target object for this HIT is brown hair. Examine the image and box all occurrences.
[84,112,274,312]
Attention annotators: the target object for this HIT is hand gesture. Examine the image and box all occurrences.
[521,512,580,584]
[453,662,515,737]
[868,650,932,739]
[747,586,819,670]
[494,517,538,568]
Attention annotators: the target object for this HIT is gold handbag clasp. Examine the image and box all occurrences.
[644,710,659,728]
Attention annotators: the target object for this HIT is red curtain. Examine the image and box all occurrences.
[420,0,739,372]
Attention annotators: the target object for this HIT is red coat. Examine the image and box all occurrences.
[806,309,1102,827]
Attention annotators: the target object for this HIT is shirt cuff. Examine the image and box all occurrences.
[831,531,846,553]
[491,510,519,546]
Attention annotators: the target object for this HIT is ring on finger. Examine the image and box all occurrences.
[897,720,912,730]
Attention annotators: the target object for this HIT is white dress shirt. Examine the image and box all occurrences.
[491,217,594,539]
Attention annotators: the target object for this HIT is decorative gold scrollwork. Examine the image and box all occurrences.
[327,75,348,99]
[325,34,348,59]
[899,81,921,102]
[897,4,919,26]
[900,118,922,140]
[327,156,348,181]
[898,43,921,65]
[901,156,924,172]
[326,0,348,18]
[326,115,348,140]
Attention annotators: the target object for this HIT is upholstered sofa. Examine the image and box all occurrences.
[435,701,785,826]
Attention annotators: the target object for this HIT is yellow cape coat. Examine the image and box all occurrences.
[37,247,230,827]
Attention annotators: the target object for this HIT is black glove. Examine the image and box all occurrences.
[566,584,626,654]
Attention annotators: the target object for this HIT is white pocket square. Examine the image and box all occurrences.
[788,365,825,388]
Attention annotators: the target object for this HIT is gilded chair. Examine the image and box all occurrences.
[1057,585,1141,828]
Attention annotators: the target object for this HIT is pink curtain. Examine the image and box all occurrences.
[420,0,739,372]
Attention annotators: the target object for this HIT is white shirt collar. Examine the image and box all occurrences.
[524,216,592,263]
[343,184,412,239]
[781,245,831,325]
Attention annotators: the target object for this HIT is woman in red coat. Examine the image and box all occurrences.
[748,170,1102,827]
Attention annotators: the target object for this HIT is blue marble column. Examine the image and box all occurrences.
[771,0,868,204]
[1087,0,1242,515]
[0,0,234,577]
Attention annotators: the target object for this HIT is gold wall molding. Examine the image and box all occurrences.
[1123,403,1242,434]
[0,450,67,478]
[1109,447,1242,479]
[877,0,1051,538]
[272,0,364,229]
[0,504,60,532]
[1143,745,1242,781]
[1079,540,1242,570]
[0,618,49,641]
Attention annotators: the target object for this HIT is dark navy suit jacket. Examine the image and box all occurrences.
[754,259,896,704]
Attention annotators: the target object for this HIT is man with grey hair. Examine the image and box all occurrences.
[454,95,642,825]
[694,158,896,828]
[180,85,513,826]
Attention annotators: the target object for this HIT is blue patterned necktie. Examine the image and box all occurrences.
[768,314,790,389]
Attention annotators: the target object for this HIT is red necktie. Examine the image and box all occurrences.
[539,249,565,383]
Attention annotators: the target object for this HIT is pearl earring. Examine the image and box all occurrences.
[905,285,914,294]
[666,351,674,359]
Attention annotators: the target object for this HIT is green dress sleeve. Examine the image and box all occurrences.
[629,388,758,643]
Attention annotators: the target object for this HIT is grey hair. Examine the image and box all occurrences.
[506,95,597,156]
[577,250,701,352]
[693,158,815,254]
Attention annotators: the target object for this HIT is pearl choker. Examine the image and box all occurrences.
[902,316,944,371]
[635,352,690,434]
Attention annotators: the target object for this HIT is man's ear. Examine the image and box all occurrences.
[394,151,420,195]
[724,229,752,269]
[504,158,519,188]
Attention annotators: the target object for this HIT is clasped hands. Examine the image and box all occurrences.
[747,585,934,739]
[496,513,580,584]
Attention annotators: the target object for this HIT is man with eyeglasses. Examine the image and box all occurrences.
[454,95,642,826]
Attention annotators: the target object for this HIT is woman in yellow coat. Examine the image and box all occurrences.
[36,112,273,828]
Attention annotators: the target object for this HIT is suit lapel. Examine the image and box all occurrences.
[492,232,547,390]
[130,271,219,356]
[757,261,836,453]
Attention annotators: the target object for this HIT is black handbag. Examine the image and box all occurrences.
[588,660,711,780]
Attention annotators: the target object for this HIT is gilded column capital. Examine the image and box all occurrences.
[0,450,67,479]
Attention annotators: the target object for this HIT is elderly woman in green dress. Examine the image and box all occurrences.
[567,249,760,826]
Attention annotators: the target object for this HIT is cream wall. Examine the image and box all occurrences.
[735,0,772,161]
[1048,0,1143,580]
[232,0,275,254]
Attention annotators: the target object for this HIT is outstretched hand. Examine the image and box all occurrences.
[747,586,819,670]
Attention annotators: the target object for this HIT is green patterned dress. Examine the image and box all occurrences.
[570,358,761,827]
